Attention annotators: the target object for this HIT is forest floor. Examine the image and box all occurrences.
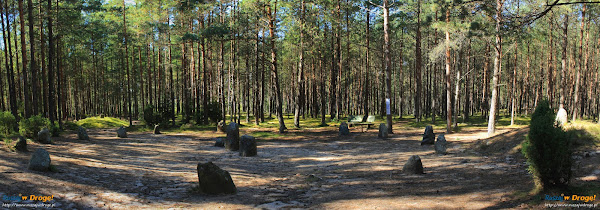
[1,120,599,209]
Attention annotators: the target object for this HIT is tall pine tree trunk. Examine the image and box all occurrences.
[487,0,503,137]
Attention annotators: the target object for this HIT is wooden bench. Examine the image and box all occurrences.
[347,115,376,131]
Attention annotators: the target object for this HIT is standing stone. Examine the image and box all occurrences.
[28,148,51,171]
[402,155,424,174]
[217,121,226,133]
[435,134,448,155]
[420,125,435,145]
[197,162,237,194]
[153,124,161,134]
[555,107,568,127]
[117,126,127,138]
[15,136,27,152]
[37,128,52,144]
[378,123,388,139]
[77,126,90,140]
[339,122,350,136]
[239,135,257,157]
[225,123,240,151]
[214,137,225,147]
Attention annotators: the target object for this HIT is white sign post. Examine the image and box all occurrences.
[386,98,391,115]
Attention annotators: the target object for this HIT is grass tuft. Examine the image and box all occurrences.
[76,117,129,129]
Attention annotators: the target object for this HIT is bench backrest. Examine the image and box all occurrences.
[348,115,364,123]
[366,115,376,122]
[348,115,375,123]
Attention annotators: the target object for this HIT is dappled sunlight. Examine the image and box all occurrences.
[0,125,547,209]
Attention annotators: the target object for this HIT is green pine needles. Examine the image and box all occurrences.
[522,100,572,190]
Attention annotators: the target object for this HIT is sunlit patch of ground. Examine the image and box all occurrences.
[0,121,597,209]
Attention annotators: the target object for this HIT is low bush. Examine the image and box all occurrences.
[0,111,16,135]
[19,115,51,139]
[195,101,223,125]
[143,104,173,127]
[522,100,572,190]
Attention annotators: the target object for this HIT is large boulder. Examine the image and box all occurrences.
[15,136,27,152]
[117,126,127,138]
[153,124,161,134]
[214,137,225,147]
[197,162,237,194]
[239,135,257,157]
[37,128,52,144]
[339,122,350,136]
[29,148,51,171]
[77,126,89,140]
[217,121,226,133]
[402,155,424,174]
[420,125,435,145]
[435,134,448,155]
[225,122,240,151]
[378,123,388,139]
[555,107,568,127]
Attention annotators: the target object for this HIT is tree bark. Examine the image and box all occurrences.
[383,0,393,133]
[414,0,422,122]
[573,5,585,121]
[487,0,503,137]
[294,0,305,128]
[266,1,286,133]
[445,9,452,133]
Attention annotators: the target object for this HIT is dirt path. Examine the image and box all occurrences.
[0,126,594,209]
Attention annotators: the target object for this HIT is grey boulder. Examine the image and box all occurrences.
[29,148,51,171]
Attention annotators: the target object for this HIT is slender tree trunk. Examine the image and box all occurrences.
[487,0,503,137]
[445,9,452,133]
[511,39,518,125]
[122,0,132,126]
[266,1,286,133]
[414,0,422,122]
[294,0,305,128]
[383,0,393,133]
[573,5,585,121]
[363,8,370,119]
[47,0,55,123]
[18,0,31,118]
[1,0,19,121]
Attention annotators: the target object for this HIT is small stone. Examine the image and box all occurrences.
[197,162,236,195]
[29,148,51,171]
[15,136,27,152]
[378,124,388,139]
[153,124,161,134]
[435,134,448,155]
[77,126,90,140]
[339,122,350,136]
[421,125,435,145]
[117,126,127,138]
[225,123,240,151]
[214,137,225,147]
[402,155,424,174]
[239,135,257,157]
[37,128,52,144]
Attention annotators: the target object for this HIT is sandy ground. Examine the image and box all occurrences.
[1,125,598,209]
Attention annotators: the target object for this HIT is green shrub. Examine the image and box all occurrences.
[50,123,61,137]
[521,100,572,190]
[143,104,159,126]
[0,111,16,135]
[195,101,223,125]
[143,104,173,127]
[64,121,79,130]
[19,115,51,139]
